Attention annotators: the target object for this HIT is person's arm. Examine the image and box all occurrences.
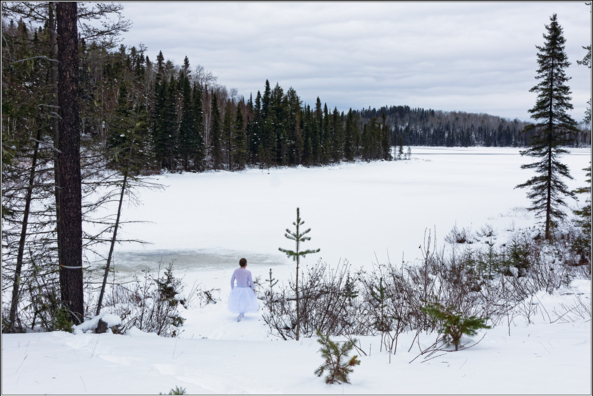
[248,271,255,292]
[231,270,236,290]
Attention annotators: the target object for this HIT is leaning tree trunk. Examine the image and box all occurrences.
[57,2,84,325]
[8,128,42,331]
[96,110,139,316]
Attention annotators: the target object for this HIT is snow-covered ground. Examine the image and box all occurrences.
[3,281,590,394]
[3,147,591,394]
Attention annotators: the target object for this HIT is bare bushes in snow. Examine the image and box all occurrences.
[261,224,591,345]
[87,262,188,337]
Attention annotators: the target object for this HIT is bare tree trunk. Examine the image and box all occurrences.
[49,1,63,277]
[57,2,84,325]
[295,225,300,341]
[8,128,42,331]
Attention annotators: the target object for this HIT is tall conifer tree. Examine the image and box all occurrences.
[233,106,247,170]
[191,82,206,171]
[222,100,234,169]
[210,93,223,170]
[178,76,194,171]
[516,14,579,239]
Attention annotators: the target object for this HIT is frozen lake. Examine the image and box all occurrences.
[89,146,590,274]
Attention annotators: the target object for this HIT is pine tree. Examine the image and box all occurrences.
[209,93,223,170]
[232,105,247,170]
[57,1,84,325]
[515,14,579,239]
[278,208,320,341]
[421,301,490,351]
[314,330,360,385]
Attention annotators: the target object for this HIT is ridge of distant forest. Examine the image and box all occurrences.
[358,106,591,148]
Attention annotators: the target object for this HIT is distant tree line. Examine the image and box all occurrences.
[358,106,591,148]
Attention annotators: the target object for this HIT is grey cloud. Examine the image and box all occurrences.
[121,2,591,121]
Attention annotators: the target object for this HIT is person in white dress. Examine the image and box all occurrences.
[228,258,259,321]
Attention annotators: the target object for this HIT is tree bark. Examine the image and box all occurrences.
[49,1,63,283]
[57,2,84,325]
[295,222,300,341]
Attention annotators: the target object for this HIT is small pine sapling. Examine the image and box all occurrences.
[279,208,320,341]
[370,277,393,351]
[315,329,361,384]
[267,268,278,289]
[159,385,187,395]
[421,301,490,351]
[266,268,278,295]
[342,274,358,306]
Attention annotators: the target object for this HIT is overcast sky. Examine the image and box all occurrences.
[119,2,591,122]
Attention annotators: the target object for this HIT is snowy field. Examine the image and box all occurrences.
[2,147,591,394]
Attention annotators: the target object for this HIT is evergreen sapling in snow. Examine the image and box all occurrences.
[421,301,490,351]
[314,329,361,384]
[279,208,320,341]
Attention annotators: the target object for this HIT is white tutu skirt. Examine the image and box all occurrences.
[227,287,259,314]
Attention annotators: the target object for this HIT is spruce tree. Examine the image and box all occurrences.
[573,163,591,259]
[576,2,591,128]
[251,91,263,164]
[331,107,342,162]
[191,82,206,171]
[178,76,194,171]
[222,100,234,170]
[515,14,579,239]
[232,106,247,170]
[209,93,223,170]
[278,208,320,341]
[343,110,354,162]
[381,112,392,160]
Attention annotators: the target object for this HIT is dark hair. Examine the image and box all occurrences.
[239,258,247,267]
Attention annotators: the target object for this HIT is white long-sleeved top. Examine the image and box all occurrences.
[230,267,254,291]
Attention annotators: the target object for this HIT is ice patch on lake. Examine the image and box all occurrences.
[90,249,285,274]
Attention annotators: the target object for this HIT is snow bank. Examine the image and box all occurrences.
[125,326,158,337]
[72,312,122,335]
